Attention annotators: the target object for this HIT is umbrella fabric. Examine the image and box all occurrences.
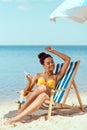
[50,0,87,23]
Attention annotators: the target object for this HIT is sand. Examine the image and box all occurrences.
[0,92,87,130]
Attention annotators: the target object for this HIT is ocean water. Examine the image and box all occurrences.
[0,45,87,102]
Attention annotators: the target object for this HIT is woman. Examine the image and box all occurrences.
[6,46,70,124]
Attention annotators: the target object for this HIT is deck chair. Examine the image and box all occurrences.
[17,60,83,119]
[45,60,83,119]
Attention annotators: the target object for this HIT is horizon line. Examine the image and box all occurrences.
[0,44,87,46]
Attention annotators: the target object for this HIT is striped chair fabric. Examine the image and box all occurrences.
[53,61,78,103]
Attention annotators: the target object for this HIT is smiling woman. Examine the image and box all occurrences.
[5,46,70,124]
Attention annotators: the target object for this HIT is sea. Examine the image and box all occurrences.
[0,45,87,102]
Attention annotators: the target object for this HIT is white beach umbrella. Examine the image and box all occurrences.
[50,0,87,23]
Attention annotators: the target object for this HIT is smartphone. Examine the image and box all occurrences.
[24,71,28,75]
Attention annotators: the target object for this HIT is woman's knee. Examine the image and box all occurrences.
[36,85,47,93]
[38,93,49,100]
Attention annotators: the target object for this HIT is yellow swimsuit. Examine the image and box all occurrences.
[37,77,55,89]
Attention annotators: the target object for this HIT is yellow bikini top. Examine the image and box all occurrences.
[37,77,55,89]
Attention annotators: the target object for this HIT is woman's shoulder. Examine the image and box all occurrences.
[34,72,43,78]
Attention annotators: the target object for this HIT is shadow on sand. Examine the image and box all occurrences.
[3,105,87,124]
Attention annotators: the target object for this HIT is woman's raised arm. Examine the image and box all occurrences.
[45,46,71,83]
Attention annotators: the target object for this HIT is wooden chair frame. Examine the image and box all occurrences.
[17,60,83,120]
[45,60,83,120]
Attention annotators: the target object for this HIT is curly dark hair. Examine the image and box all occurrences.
[38,52,52,65]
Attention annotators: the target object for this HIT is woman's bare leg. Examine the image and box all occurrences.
[18,85,47,114]
[7,93,49,124]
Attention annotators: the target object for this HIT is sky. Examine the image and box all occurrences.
[0,0,87,46]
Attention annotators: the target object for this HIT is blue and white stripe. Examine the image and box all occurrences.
[53,61,78,103]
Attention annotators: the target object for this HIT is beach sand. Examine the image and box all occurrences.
[0,92,87,130]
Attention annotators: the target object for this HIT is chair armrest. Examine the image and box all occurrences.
[54,87,70,92]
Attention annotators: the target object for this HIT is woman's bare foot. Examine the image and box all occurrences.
[5,118,20,125]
